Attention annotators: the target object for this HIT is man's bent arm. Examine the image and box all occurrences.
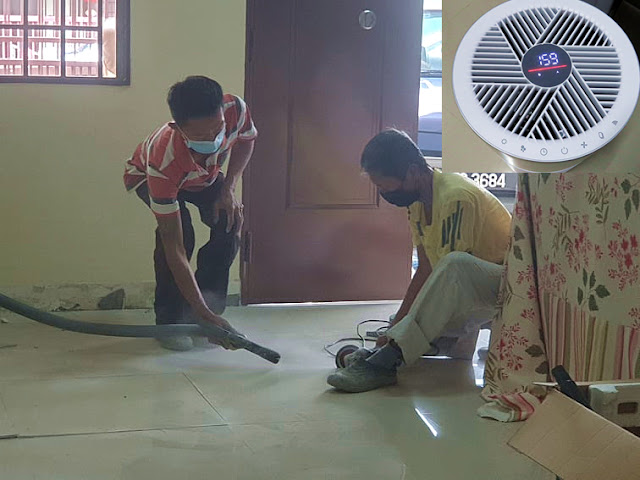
[156,214,218,321]
[223,140,254,192]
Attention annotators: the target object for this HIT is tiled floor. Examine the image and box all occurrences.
[0,303,553,479]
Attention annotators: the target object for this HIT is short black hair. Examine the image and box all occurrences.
[360,129,426,179]
[167,76,223,126]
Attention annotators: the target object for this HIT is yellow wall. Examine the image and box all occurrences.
[0,0,246,296]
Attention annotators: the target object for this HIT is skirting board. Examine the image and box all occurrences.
[0,283,240,312]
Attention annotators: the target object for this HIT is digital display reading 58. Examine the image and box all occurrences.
[522,43,572,87]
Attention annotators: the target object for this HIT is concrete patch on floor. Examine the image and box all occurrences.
[97,289,126,310]
[0,283,241,313]
[0,283,155,312]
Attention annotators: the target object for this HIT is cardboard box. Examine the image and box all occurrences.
[508,389,640,480]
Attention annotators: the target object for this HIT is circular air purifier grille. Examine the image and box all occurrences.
[453,0,640,165]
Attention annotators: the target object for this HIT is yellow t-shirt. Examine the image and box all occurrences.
[408,170,511,266]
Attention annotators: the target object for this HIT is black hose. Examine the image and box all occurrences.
[0,292,280,364]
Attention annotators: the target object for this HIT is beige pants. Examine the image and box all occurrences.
[386,252,504,365]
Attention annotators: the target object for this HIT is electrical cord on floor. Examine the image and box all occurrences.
[323,337,366,357]
[323,317,447,358]
[324,319,391,358]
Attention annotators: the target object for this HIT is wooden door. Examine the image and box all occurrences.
[242,0,422,303]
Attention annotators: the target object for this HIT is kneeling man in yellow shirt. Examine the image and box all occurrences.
[328,130,512,393]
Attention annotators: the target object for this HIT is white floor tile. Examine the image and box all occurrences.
[0,304,553,479]
[0,426,250,480]
[0,373,225,436]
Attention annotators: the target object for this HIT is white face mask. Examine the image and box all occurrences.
[181,126,225,155]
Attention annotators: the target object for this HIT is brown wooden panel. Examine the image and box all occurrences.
[288,1,383,208]
[243,0,422,303]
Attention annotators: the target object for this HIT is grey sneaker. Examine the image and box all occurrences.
[344,347,374,368]
[327,359,398,393]
[158,336,194,352]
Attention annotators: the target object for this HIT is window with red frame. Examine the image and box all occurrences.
[0,0,129,84]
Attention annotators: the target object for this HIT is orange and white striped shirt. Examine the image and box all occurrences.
[123,94,257,217]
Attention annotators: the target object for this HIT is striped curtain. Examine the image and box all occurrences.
[479,173,640,422]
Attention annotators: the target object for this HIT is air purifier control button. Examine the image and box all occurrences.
[561,147,569,155]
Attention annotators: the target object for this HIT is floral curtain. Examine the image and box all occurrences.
[479,173,640,422]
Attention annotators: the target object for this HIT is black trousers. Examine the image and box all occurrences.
[136,174,241,325]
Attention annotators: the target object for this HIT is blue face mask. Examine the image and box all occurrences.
[184,127,225,155]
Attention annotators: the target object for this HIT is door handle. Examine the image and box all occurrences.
[359,9,377,30]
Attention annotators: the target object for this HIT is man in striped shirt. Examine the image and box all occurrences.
[124,76,257,351]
